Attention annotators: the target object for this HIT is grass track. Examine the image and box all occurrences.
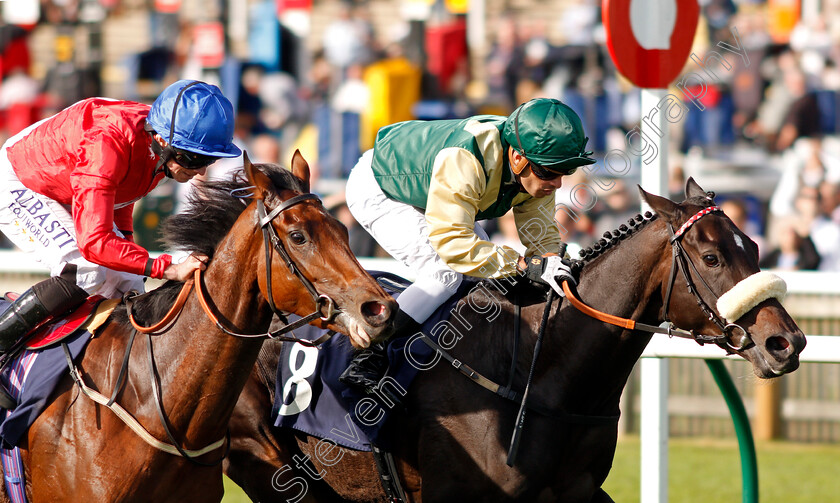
[603,436,840,502]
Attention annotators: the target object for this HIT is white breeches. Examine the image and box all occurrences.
[346,150,487,324]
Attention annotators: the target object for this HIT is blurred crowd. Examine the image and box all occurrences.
[0,0,838,272]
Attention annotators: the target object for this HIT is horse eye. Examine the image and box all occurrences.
[289,231,307,245]
[703,254,719,266]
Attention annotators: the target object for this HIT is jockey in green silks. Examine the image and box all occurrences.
[341,98,596,392]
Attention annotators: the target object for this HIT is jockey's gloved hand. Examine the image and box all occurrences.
[525,255,576,297]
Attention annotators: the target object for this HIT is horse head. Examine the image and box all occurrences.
[640,178,806,377]
[242,150,396,347]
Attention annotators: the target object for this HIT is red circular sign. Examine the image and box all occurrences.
[603,0,700,88]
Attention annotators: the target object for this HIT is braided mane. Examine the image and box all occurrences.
[573,193,716,273]
[576,210,658,267]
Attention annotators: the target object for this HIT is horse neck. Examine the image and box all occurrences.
[532,220,672,413]
[200,214,272,333]
[577,219,672,327]
[157,212,270,440]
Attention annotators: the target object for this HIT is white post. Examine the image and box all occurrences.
[639,87,669,503]
[640,357,669,502]
[639,89,669,198]
[466,0,486,52]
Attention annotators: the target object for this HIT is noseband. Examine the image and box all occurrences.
[662,205,753,353]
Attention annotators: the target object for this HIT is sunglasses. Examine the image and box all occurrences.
[173,149,218,170]
[530,161,576,181]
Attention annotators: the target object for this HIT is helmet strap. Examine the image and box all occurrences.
[509,103,531,177]
[168,81,201,147]
[147,80,202,179]
[147,129,174,179]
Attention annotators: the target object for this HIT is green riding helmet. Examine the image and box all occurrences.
[503,98,596,174]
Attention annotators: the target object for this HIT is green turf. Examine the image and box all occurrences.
[222,477,251,503]
[222,436,840,502]
[603,436,840,502]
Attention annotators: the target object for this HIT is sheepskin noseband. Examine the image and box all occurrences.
[716,271,787,323]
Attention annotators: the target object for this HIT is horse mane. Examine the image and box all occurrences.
[161,163,305,258]
[109,280,184,327]
[574,193,715,272]
[576,210,658,267]
[110,163,306,327]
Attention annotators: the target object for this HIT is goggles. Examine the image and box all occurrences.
[173,148,218,170]
[529,161,576,181]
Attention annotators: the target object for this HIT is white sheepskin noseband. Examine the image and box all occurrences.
[716,271,787,323]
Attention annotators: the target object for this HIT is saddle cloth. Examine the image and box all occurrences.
[0,297,118,447]
[272,271,477,451]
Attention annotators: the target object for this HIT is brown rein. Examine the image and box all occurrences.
[560,264,732,345]
[129,277,194,334]
[92,192,339,465]
[128,189,337,344]
[128,268,334,345]
[560,204,752,352]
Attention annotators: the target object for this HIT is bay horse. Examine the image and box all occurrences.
[223,178,806,502]
[4,152,396,502]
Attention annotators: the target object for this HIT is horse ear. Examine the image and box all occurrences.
[685,177,707,200]
[638,185,679,221]
[290,149,311,193]
[243,151,271,200]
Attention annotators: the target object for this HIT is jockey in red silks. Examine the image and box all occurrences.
[0,80,241,403]
[340,98,596,392]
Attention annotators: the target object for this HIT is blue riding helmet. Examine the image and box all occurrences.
[146,80,241,158]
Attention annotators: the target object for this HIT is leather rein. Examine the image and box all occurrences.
[67,192,340,465]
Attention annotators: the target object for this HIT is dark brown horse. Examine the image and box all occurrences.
[224,179,806,502]
[5,152,396,502]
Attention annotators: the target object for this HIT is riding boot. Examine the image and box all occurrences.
[0,289,51,353]
[0,277,88,409]
[339,310,422,394]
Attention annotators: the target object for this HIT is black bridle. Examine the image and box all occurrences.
[126,192,339,345]
[258,193,339,328]
[661,206,754,354]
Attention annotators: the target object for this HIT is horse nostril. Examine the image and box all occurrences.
[361,301,389,323]
[766,335,790,354]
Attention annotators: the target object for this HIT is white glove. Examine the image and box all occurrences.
[525,255,576,297]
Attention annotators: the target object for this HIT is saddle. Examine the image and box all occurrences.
[1,293,118,350]
[0,294,118,502]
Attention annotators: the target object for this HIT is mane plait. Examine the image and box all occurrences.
[577,211,658,266]
[162,163,305,258]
